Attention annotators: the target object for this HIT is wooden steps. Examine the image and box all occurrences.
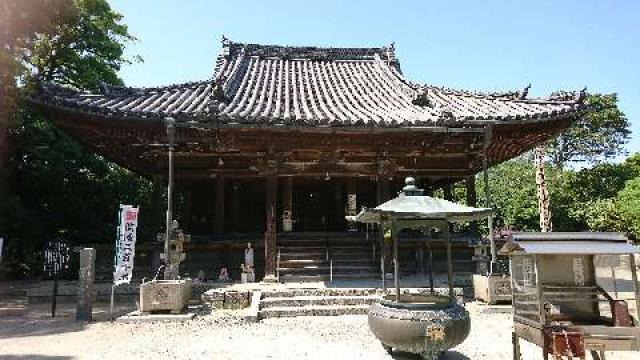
[277,234,379,282]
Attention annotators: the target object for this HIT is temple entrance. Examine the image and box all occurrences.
[293,178,345,232]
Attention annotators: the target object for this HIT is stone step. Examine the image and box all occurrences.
[278,273,380,282]
[261,288,381,298]
[330,253,375,260]
[279,246,327,251]
[259,304,370,318]
[260,295,380,309]
[278,259,376,267]
[279,252,327,258]
[278,265,377,272]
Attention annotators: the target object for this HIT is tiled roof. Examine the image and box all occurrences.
[31,40,587,128]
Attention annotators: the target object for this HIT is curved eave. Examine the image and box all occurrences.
[26,94,588,132]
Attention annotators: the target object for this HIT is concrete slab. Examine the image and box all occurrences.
[115,310,195,323]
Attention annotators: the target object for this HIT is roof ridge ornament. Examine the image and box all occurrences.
[518,83,531,100]
[221,34,230,46]
[411,86,432,107]
[575,86,587,104]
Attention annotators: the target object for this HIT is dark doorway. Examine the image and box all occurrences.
[293,178,344,232]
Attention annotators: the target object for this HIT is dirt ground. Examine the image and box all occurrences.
[1,302,639,360]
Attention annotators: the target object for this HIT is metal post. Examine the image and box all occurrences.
[52,271,58,317]
[380,224,386,290]
[446,227,454,302]
[428,238,434,294]
[330,259,333,283]
[534,255,546,325]
[164,117,175,269]
[482,126,496,273]
[109,284,115,321]
[630,253,640,322]
[611,265,619,299]
[393,228,400,302]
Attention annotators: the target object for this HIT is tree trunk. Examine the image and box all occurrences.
[535,146,552,232]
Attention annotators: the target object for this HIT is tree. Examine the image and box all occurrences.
[553,160,638,232]
[3,0,150,277]
[547,93,630,167]
[12,0,138,90]
[612,177,640,240]
[1,0,73,239]
[477,159,564,231]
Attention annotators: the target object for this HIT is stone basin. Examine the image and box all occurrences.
[368,293,470,360]
[139,279,192,314]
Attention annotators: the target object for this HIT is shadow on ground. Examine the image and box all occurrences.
[391,350,470,360]
[0,356,74,360]
[0,317,86,340]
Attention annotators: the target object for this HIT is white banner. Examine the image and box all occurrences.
[113,205,139,285]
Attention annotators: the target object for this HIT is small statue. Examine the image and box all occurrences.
[195,270,206,283]
[244,242,254,270]
[218,267,230,282]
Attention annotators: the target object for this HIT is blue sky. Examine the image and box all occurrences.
[110,0,639,157]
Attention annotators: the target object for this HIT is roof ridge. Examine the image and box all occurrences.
[97,79,213,95]
[221,39,395,62]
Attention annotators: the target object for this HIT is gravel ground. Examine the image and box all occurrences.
[1,303,639,360]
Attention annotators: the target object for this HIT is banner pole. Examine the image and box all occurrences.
[110,284,115,321]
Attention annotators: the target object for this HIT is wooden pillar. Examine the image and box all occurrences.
[263,174,277,281]
[214,176,225,234]
[76,248,96,322]
[376,176,390,204]
[282,177,293,232]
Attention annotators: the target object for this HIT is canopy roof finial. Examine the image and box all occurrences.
[402,177,424,196]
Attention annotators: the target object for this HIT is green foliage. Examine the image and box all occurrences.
[553,161,638,231]
[612,177,640,239]
[547,93,630,166]
[14,0,139,90]
[480,154,640,240]
[477,160,563,231]
[4,0,150,278]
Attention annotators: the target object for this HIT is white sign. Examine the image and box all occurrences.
[347,194,357,215]
[113,205,139,285]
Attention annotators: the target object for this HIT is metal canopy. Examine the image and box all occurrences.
[499,232,638,255]
[347,177,494,303]
[347,179,493,224]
